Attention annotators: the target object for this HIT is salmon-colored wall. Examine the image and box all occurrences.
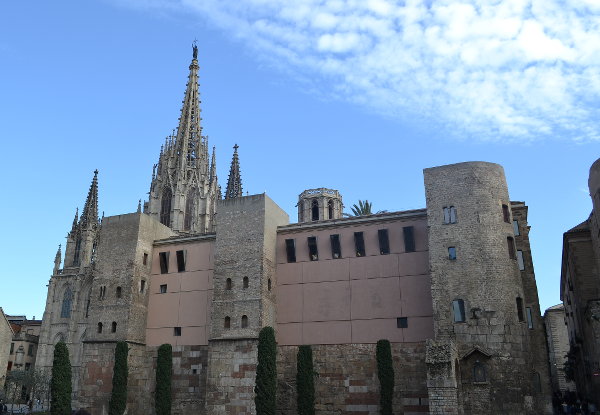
[275,216,434,345]
[146,239,214,346]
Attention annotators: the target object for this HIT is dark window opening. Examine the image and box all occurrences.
[473,361,487,383]
[311,199,319,221]
[192,369,197,374]
[116,286,122,298]
[443,206,457,224]
[448,247,457,260]
[378,229,390,255]
[502,204,510,223]
[330,234,342,259]
[507,237,516,259]
[226,278,232,290]
[27,344,34,356]
[176,250,186,272]
[268,279,272,291]
[73,237,82,266]
[285,239,296,263]
[526,307,534,329]
[140,279,146,293]
[397,317,408,328]
[307,236,318,261]
[513,220,520,236]
[174,327,181,336]
[241,315,248,328]
[7,361,12,370]
[160,284,167,294]
[97,322,103,333]
[160,187,172,226]
[533,372,541,393]
[243,277,249,289]
[403,226,415,252]
[224,316,231,329]
[159,252,169,274]
[328,199,334,219]
[184,192,194,231]
[354,232,366,257]
[111,322,117,333]
[25,363,31,371]
[61,288,72,318]
[143,252,148,265]
[453,299,466,323]
[10,343,14,354]
[516,297,524,322]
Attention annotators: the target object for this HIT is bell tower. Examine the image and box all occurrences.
[297,188,343,222]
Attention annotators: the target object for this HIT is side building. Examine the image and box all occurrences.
[543,304,577,397]
[0,308,14,390]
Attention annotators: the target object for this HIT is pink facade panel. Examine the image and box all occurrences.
[276,262,303,285]
[302,321,352,345]
[276,285,303,324]
[147,293,180,328]
[350,277,401,320]
[276,323,303,345]
[302,259,350,284]
[398,251,429,276]
[179,291,209,326]
[399,275,434,316]
[303,281,351,322]
[349,254,399,280]
[351,319,404,343]
[180,270,212,292]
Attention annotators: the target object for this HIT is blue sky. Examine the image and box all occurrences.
[0,0,598,318]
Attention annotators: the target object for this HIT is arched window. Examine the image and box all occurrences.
[268,279,272,291]
[224,316,231,329]
[73,236,82,266]
[184,189,196,231]
[226,278,232,290]
[111,322,117,333]
[241,315,248,328]
[473,360,487,383]
[160,187,172,226]
[61,288,73,318]
[116,286,122,298]
[311,199,319,221]
[97,322,103,333]
[328,199,334,219]
[243,277,249,289]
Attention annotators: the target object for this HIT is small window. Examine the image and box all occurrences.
[159,252,169,274]
[176,250,186,272]
[192,369,197,374]
[10,343,14,354]
[397,317,408,328]
[311,199,319,221]
[226,278,232,290]
[243,277,249,289]
[97,322,103,333]
[116,286,122,298]
[378,229,390,255]
[160,284,167,294]
[507,237,516,259]
[526,307,533,329]
[473,360,487,383]
[517,250,525,270]
[241,315,248,328]
[443,206,457,224]
[27,344,34,356]
[25,363,31,371]
[502,204,510,223]
[99,286,106,300]
[268,279,272,291]
[111,322,117,333]
[307,236,318,261]
[140,279,146,293]
[328,199,334,219]
[448,247,457,260]
[330,234,342,259]
[285,239,296,263]
[354,232,366,257]
[513,220,520,236]
[516,297,524,322]
[532,372,541,393]
[403,226,415,252]
[143,253,148,265]
[174,327,181,336]
[224,316,231,329]
[453,299,466,323]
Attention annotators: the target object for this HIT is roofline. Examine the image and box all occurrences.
[154,233,216,246]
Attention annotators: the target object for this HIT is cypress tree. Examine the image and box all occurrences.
[254,326,277,415]
[155,343,173,415]
[376,339,394,415]
[108,341,129,415]
[50,341,72,415]
[296,345,315,415]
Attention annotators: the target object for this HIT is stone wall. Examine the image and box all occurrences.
[0,309,13,389]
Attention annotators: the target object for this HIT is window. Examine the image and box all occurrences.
[27,344,34,356]
[473,361,487,383]
[160,284,167,294]
[73,237,82,266]
[403,226,415,252]
[307,236,318,261]
[159,252,169,274]
[97,323,103,333]
[61,288,72,318]
[116,286,122,298]
[311,199,319,221]
[99,285,106,300]
[176,250,186,272]
[140,279,146,293]
[507,237,516,259]
[7,361,12,371]
[224,316,231,329]
[443,206,457,224]
[397,317,408,328]
[111,322,117,333]
[513,220,520,236]
[526,307,534,329]
[378,229,390,255]
[184,192,194,231]
[285,239,296,263]
[268,279,272,291]
[143,252,148,265]
[174,327,181,336]
[453,299,466,323]
[354,232,366,257]
[226,278,232,290]
[502,204,510,223]
[25,363,31,371]
[328,199,334,219]
[517,250,525,270]
[330,234,342,259]
[241,315,248,328]
[243,277,249,289]
[448,247,457,260]
[10,343,14,354]
[160,187,172,226]
[532,372,541,393]
[516,297,524,322]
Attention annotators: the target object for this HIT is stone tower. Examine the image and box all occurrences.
[297,188,343,222]
[145,44,220,234]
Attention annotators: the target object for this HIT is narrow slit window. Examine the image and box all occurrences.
[403,226,415,252]
[507,237,516,259]
[140,279,146,293]
[397,317,408,328]
[159,252,169,274]
[378,229,390,255]
[268,279,272,291]
[448,247,457,260]
[224,316,231,329]
[111,322,117,333]
[517,250,525,270]
[243,277,249,289]
[160,284,167,294]
[513,220,520,236]
[453,299,466,323]
[330,234,342,259]
[328,199,334,219]
[176,250,186,272]
[307,236,318,261]
[354,232,366,257]
[516,297,524,322]
[502,204,510,223]
[443,206,457,224]
[285,239,296,263]
[526,307,533,329]
[97,322,103,334]
[226,278,232,290]
[241,315,248,328]
[311,199,319,221]
[116,286,122,298]
[143,253,148,265]
[174,327,181,336]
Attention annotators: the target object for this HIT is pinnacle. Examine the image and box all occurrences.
[225,144,242,200]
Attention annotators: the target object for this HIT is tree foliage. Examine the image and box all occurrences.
[155,343,173,415]
[108,341,129,415]
[50,341,72,415]
[376,339,394,415]
[296,345,315,415]
[351,200,373,216]
[255,326,277,415]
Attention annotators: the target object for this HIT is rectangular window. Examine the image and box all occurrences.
[7,361,12,371]
[403,226,415,252]
[160,284,167,294]
[453,299,466,322]
[516,297,524,322]
[143,252,148,265]
[507,237,516,259]
[159,252,169,274]
[285,239,296,263]
[25,363,30,371]
[307,236,318,261]
[176,250,186,272]
[27,344,33,356]
[397,317,408,328]
[502,204,510,223]
[354,232,366,257]
[174,327,182,336]
[517,250,525,270]
[513,220,520,236]
[526,307,534,329]
[10,343,14,354]
[448,247,457,260]
[443,206,457,224]
[378,229,390,255]
[330,234,342,259]
[140,279,146,293]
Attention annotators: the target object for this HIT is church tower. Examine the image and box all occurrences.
[145,44,220,234]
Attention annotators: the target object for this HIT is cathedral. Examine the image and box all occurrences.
[36,45,553,414]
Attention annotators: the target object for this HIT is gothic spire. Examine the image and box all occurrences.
[71,207,79,233]
[225,144,242,199]
[209,146,217,184]
[53,244,62,274]
[80,170,99,228]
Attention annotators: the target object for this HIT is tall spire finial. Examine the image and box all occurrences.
[225,144,242,199]
[71,207,79,233]
[137,199,142,213]
[53,244,62,274]
[192,39,198,60]
[80,170,99,228]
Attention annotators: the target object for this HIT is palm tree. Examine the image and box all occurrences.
[351,200,373,216]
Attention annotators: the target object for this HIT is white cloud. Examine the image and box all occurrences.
[120,0,600,142]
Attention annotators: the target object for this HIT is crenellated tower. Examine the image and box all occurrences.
[145,44,220,234]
